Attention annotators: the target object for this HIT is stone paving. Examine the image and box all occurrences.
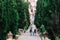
[18,32,41,40]
[18,31,51,40]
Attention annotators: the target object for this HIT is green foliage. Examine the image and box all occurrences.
[35,0,60,40]
[16,0,30,29]
[0,0,30,39]
[55,36,60,40]
[0,0,19,39]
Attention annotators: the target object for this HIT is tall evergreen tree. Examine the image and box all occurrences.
[16,0,30,29]
[0,0,19,39]
[35,0,60,40]
[0,0,30,40]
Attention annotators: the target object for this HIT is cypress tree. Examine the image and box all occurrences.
[35,0,60,40]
